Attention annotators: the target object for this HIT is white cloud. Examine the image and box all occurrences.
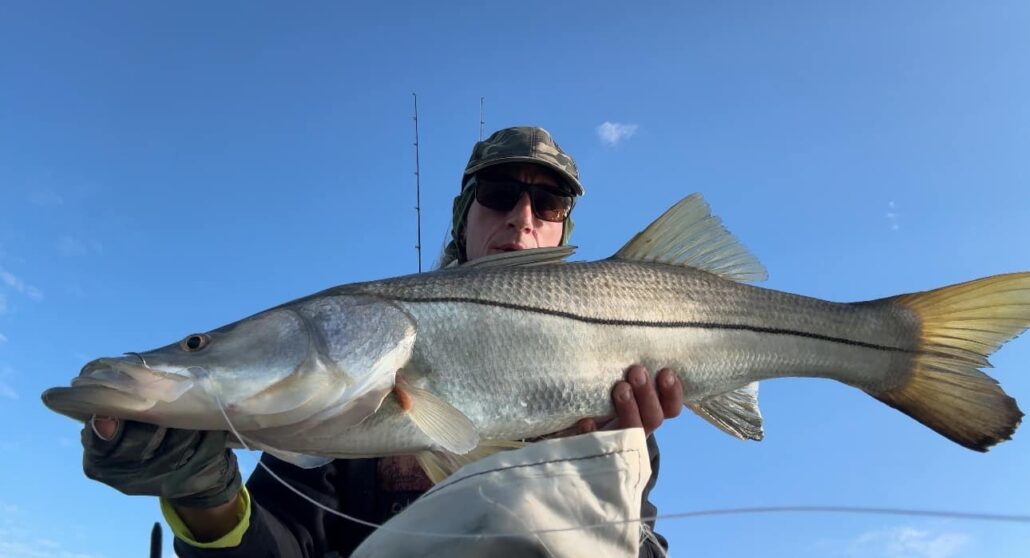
[27,189,64,207]
[0,332,7,343]
[596,121,639,146]
[57,236,103,257]
[0,539,100,558]
[0,268,43,301]
[0,365,17,399]
[0,383,15,400]
[65,284,86,298]
[844,526,969,558]
[886,201,900,231]
[0,504,102,558]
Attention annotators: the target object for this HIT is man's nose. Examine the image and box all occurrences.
[506,192,535,231]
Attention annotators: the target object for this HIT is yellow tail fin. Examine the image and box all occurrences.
[877,272,1030,451]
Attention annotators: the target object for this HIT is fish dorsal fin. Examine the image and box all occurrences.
[397,384,480,455]
[461,245,576,269]
[686,382,764,441]
[612,194,767,282]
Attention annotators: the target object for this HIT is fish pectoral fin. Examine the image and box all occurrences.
[611,193,767,283]
[460,245,576,268]
[416,439,526,484]
[687,382,764,441]
[396,384,480,455]
[259,446,334,469]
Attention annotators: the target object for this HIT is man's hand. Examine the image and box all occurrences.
[83,416,244,541]
[84,416,241,507]
[574,365,683,436]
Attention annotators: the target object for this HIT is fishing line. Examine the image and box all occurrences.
[196,371,1030,541]
[125,352,150,368]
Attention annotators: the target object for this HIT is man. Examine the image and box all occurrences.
[84,126,683,556]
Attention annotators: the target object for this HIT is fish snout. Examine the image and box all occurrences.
[73,357,195,403]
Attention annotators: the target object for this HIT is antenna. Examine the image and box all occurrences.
[412,92,423,273]
[479,97,485,140]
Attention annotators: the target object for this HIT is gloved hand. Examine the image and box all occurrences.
[82,417,242,509]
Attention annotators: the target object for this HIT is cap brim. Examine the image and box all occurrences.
[465,157,584,196]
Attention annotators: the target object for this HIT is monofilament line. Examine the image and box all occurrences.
[199,375,1030,539]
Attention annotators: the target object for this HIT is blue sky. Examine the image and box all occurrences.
[2,2,1029,556]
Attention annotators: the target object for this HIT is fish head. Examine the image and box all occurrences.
[42,307,316,428]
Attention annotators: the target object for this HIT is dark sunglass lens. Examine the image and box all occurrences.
[531,189,571,222]
[476,181,521,212]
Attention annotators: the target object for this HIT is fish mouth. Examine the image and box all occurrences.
[493,242,529,252]
[42,385,154,423]
[41,357,196,422]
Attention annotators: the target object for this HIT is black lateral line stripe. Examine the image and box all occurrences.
[392,295,913,354]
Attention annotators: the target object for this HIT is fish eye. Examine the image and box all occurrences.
[179,333,211,352]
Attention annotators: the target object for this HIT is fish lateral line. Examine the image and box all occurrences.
[387,294,916,354]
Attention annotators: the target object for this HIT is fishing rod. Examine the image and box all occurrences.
[411,95,487,272]
[149,521,162,558]
[412,92,423,274]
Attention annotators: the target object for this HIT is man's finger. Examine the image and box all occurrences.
[575,418,598,434]
[628,365,664,433]
[91,415,120,441]
[656,368,684,419]
[612,381,641,429]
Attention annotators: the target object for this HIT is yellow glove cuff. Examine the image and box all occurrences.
[160,486,251,549]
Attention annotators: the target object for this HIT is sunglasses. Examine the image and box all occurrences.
[473,176,574,223]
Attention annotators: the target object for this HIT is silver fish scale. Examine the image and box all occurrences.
[334,260,921,441]
[345,260,914,348]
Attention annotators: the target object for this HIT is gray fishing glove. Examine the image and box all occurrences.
[82,419,242,508]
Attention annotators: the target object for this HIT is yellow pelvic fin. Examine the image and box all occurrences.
[400,384,479,455]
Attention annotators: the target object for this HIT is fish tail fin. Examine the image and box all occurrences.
[875,272,1030,451]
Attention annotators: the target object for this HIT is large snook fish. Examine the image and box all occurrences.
[42,194,1030,479]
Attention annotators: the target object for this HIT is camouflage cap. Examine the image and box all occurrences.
[463,126,584,196]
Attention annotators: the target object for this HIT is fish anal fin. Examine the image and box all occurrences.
[612,194,767,283]
[400,384,479,455]
[415,439,526,484]
[687,382,764,441]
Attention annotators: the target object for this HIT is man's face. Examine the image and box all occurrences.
[463,163,567,261]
